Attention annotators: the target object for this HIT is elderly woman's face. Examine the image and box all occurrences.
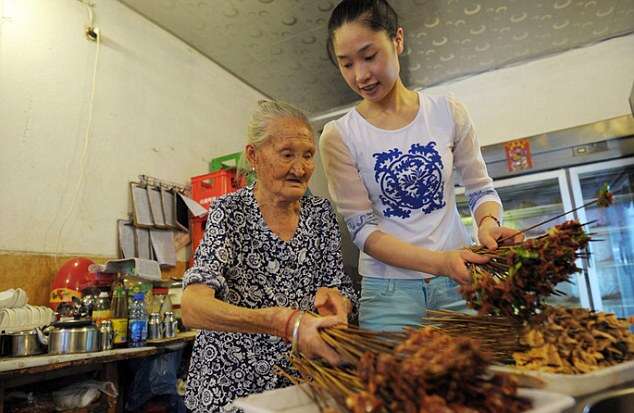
[251,117,315,201]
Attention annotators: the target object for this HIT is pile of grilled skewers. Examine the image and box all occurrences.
[422,184,634,374]
[283,185,622,412]
[422,307,634,374]
[514,306,634,374]
[284,326,531,413]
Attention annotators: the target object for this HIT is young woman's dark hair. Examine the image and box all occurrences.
[326,0,400,65]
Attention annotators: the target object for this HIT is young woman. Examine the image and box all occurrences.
[320,0,521,331]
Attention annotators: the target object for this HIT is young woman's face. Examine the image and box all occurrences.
[332,21,403,102]
[248,117,316,202]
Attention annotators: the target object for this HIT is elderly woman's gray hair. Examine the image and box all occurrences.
[239,100,314,175]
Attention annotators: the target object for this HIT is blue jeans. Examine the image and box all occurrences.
[359,277,466,332]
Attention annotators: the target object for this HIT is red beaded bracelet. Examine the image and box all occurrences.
[478,214,501,228]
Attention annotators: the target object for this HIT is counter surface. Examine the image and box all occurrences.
[0,330,197,376]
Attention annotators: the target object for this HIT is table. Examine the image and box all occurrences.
[0,331,197,413]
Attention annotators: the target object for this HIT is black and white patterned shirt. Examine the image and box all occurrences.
[183,185,357,413]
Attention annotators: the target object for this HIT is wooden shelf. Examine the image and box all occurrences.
[0,331,197,413]
[146,330,197,347]
[0,331,197,377]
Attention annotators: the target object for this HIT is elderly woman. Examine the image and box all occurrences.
[181,100,357,413]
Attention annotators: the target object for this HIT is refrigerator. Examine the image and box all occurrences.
[455,114,634,317]
[570,157,634,317]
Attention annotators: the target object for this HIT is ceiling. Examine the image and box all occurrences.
[119,0,634,116]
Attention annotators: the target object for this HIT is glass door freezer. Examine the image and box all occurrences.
[569,157,634,318]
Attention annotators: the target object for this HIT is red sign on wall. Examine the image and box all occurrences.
[504,139,533,172]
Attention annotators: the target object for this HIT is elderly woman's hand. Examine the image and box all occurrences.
[314,287,350,325]
[295,313,345,366]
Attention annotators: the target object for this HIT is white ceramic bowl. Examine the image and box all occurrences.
[4,308,17,327]
[0,289,17,308]
[15,288,28,307]
[14,307,30,327]
[35,306,54,326]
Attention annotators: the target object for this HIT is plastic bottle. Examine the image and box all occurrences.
[110,275,128,347]
[128,293,148,347]
[92,291,112,325]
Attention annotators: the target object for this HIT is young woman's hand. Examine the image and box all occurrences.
[440,249,490,285]
[314,287,350,325]
[478,221,524,250]
[295,313,344,366]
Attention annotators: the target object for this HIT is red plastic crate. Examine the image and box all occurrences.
[191,169,238,210]
[190,216,207,256]
[189,168,247,267]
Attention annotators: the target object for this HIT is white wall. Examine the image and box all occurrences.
[308,34,634,270]
[0,0,264,256]
[311,34,634,148]
[425,34,634,147]
[2,0,631,259]
[310,36,634,189]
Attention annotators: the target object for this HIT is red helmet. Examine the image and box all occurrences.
[49,257,96,310]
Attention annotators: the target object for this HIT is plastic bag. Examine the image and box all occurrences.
[51,380,117,411]
[125,349,185,412]
[5,391,56,413]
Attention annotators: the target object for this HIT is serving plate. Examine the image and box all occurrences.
[232,383,574,413]
[489,360,634,397]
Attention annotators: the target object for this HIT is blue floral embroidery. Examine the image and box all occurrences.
[467,189,499,212]
[345,212,379,241]
[373,142,446,218]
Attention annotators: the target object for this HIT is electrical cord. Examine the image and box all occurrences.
[50,0,100,265]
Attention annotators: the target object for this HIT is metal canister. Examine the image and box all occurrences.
[5,330,45,357]
[148,312,163,341]
[98,320,113,351]
[163,312,178,338]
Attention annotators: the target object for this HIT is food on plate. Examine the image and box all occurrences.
[513,306,634,374]
[424,306,634,375]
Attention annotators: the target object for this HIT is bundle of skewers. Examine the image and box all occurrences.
[460,220,590,319]
[421,310,525,364]
[283,326,531,413]
[461,183,613,319]
[420,184,634,374]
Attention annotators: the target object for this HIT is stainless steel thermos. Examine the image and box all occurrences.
[98,320,113,351]
[148,312,163,341]
[163,311,178,338]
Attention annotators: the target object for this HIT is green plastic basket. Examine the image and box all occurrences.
[209,152,242,172]
[209,152,256,186]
